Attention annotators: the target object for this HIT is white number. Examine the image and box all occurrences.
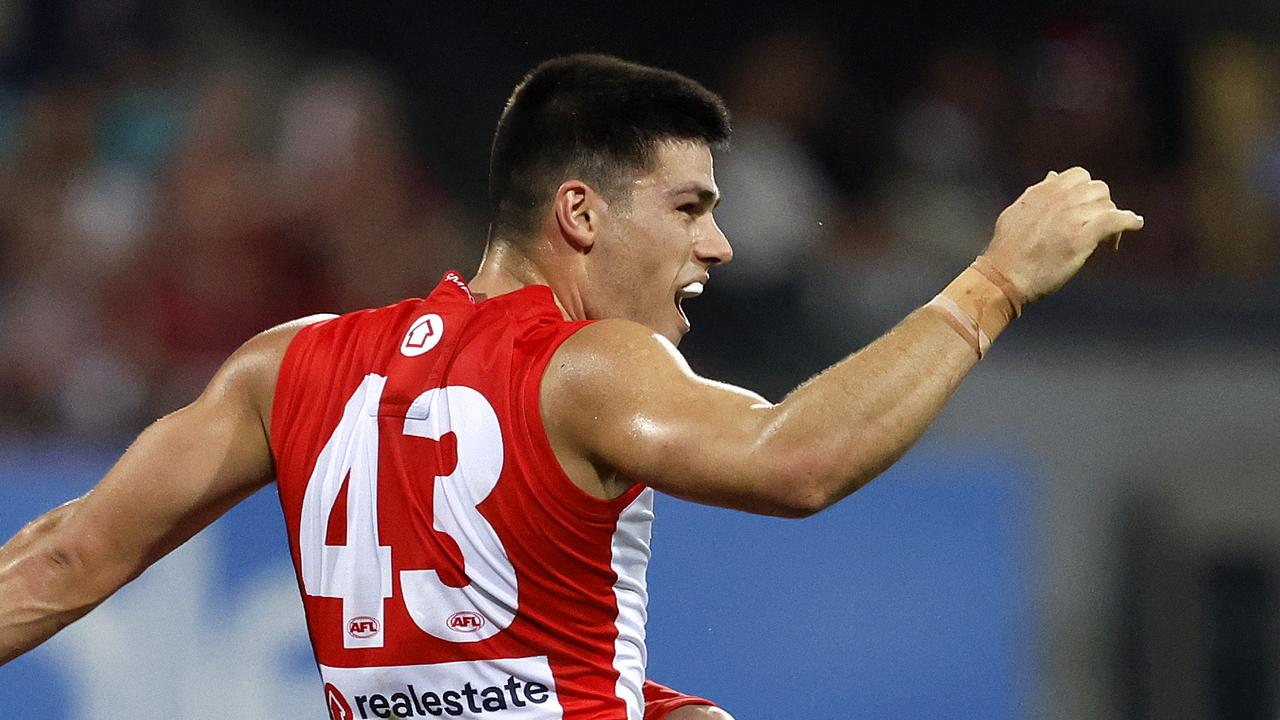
[298,374,517,648]
[401,386,515,642]
[300,374,392,649]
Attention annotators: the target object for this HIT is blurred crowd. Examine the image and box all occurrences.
[0,1,1277,437]
[0,2,475,436]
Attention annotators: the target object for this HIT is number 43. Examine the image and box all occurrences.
[297,374,518,649]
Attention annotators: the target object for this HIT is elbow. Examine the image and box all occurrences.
[32,503,82,570]
[777,487,828,519]
[44,537,124,609]
[23,542,116,619]
[768,448,881,519]
[41,540,91,587]
[767,455,840,519]
[14,505,119,610]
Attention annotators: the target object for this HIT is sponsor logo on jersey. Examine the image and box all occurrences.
[346,677,552,718]
[349,616,380,638]
[401,314,445,357]
[327,683,356,720]
[447,611,485,633]
[321,657,563,719]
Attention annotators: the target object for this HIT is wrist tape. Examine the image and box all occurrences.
[925,293,991,357]
[970,255,1026,317]
[924,257,1024,359]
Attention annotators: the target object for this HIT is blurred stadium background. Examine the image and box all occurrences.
[0,1,1278,718]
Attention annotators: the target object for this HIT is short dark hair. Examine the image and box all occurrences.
[488,54,731,239]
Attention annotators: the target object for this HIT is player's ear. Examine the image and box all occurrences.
[553,180,600,253]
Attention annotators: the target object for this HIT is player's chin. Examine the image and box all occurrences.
[669,310,690,345]
[640,299,689,345]
[673,299,691,339]
[652,323,685,347]
[651,316,687,346]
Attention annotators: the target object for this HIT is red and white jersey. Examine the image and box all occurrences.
[271,273,702,720]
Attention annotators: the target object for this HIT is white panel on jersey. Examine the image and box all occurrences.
[609,488,655,720]
[401,385,518,642]
[320,656,564,720]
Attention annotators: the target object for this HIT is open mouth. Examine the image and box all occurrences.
[674,281,705,329]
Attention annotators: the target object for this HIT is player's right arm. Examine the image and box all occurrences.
[0,315,331,664]
[543,168,1144,517]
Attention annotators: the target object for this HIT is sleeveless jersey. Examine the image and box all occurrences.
[271,272,706,720]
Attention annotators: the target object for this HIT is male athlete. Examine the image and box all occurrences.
[0,55,1142,719]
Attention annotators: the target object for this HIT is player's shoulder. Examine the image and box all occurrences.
[212,314,339,411]
[545,319,692,403]
[241,314,340,361]
[558,319,686,368]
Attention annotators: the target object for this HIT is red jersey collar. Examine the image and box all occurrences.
[429,271,564,320]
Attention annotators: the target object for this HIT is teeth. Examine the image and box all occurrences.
[677,282,704,299]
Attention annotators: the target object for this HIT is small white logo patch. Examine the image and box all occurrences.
[401,314,444,357]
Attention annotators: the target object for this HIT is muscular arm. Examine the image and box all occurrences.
[545,297,982,516]
[0,315,330,664]
[544,168,1144,517]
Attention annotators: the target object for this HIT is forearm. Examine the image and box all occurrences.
[0,319,291,666]
[765,267,1014,510]
[577,169,1141,517]
[0,499,109,664]
[761,168,1144,511]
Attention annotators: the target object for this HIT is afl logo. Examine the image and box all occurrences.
[347,616,379,638]
[325,683,354,720]
[448,611,486,633]
[401,314,444,357]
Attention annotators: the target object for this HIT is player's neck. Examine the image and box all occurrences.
[471,241,582,322]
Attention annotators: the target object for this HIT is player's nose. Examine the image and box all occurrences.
[695,217,733,266]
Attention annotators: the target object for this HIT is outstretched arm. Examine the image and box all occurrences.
[543,168,1143,516]
[0,316,328,664]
